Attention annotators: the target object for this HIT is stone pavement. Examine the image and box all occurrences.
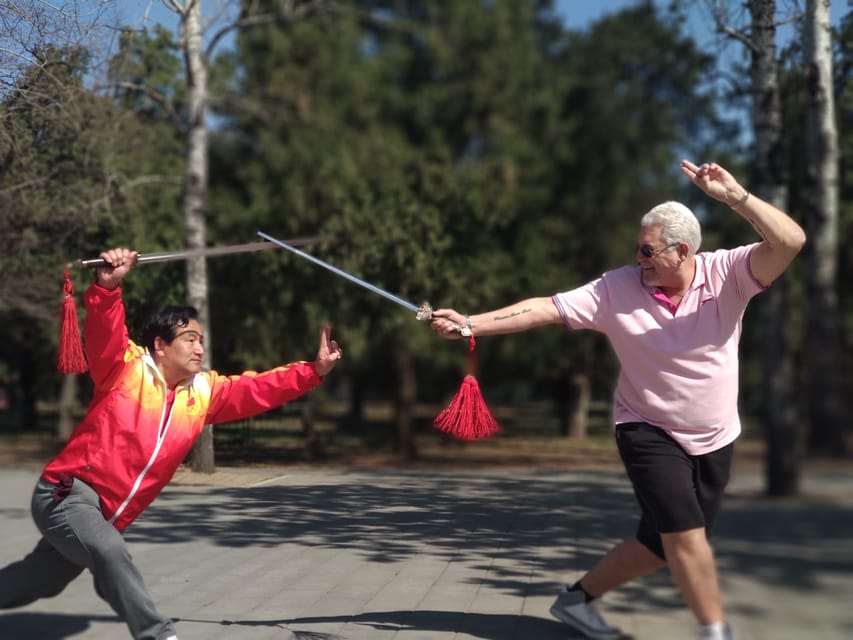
[1,463,851,640]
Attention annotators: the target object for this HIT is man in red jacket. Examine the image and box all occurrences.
[0,247,343,640]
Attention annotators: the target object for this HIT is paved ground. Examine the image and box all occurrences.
[1,463,852,640]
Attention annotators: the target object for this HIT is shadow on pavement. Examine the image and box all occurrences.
[176,609,631,640]
[128,470,638,597]
[716,495,853,585]
[127,469,853,601]
[0,612,117,640]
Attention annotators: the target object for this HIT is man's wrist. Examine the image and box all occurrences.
[94,279,119,291]
[460,314,473,337]
[730,189,749,208]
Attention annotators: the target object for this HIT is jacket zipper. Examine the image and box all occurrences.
[108,370,175,525]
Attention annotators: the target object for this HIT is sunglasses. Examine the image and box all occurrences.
[639,242,679,259]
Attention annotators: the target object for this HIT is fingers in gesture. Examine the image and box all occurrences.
[680,160,744,206]
[314,324,343,377]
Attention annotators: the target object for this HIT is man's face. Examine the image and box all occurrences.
[155,319,204,382]
[636,225,683,288]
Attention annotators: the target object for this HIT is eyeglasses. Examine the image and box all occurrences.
[638,242,679,259]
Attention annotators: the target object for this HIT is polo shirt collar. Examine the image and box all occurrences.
[641,254,707,312]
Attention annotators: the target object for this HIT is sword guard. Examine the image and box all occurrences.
[415,301,464,334]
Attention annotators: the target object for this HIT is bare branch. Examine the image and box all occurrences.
[0,175,51,197]
[0,45,37,64]
[703,0,757,52]
[204,0,328,58]
[92,80,183,127]
[702,0,807,54]
[162,0,186,19]
[75,173,185,214]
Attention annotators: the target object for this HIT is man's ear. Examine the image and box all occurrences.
[153,336,167,355]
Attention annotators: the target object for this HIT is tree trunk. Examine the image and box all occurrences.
[560,372,590,438]
[182,0,214,473]
[749,0,801,496]
[803,0,844,455]
[16,353,38,431]
[394,345,417,460]
[345,370,365,431]
[57,374,77,440]
[301,394,326,459]
[567,372,591,438]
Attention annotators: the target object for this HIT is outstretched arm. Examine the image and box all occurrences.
[431,297,561,339]
[681,160,806,286]
[206,327,341,424]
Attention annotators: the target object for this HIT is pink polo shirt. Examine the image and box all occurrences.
[552,243,765,456]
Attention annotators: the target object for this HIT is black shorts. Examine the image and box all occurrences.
[615,422,734,560]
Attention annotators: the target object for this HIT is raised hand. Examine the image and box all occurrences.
[313,324,343,377]
[95,248,138,290]
[680,160,746,207]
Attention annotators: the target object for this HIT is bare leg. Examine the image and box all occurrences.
[578,537,667,596]
[661,527,724,625]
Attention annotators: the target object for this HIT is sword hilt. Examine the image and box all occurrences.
[415,302,434,321]
[416,302,464,334]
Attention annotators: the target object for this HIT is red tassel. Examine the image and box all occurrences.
[433,335,500,440]
[57,269,87,374]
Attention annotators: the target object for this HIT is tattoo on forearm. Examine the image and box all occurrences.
[493,307,532,321]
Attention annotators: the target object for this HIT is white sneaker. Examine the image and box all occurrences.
[549,588,621,639]
[699,622,733,640]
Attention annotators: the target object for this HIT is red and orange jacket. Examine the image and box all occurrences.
[42,283,322,530]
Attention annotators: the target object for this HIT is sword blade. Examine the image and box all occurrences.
[257,230,420,313]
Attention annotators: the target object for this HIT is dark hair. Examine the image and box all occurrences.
[141,306,199,352]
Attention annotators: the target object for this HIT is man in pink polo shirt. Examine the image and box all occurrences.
[431,160,805,640]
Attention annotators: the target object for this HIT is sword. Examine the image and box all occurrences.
[69,236,329,269]
[257,230,439,322]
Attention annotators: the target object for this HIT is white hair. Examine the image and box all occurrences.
[640,201,702,254]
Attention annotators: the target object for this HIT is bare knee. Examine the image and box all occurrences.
[661,527,711,557]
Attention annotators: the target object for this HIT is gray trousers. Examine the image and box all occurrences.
[0,477,176,640]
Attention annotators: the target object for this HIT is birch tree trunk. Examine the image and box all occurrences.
[749,0,800,496]
[57,375,77,441]
[158,0,324,473]
[803,0,844,455]
[181,0,215,473]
